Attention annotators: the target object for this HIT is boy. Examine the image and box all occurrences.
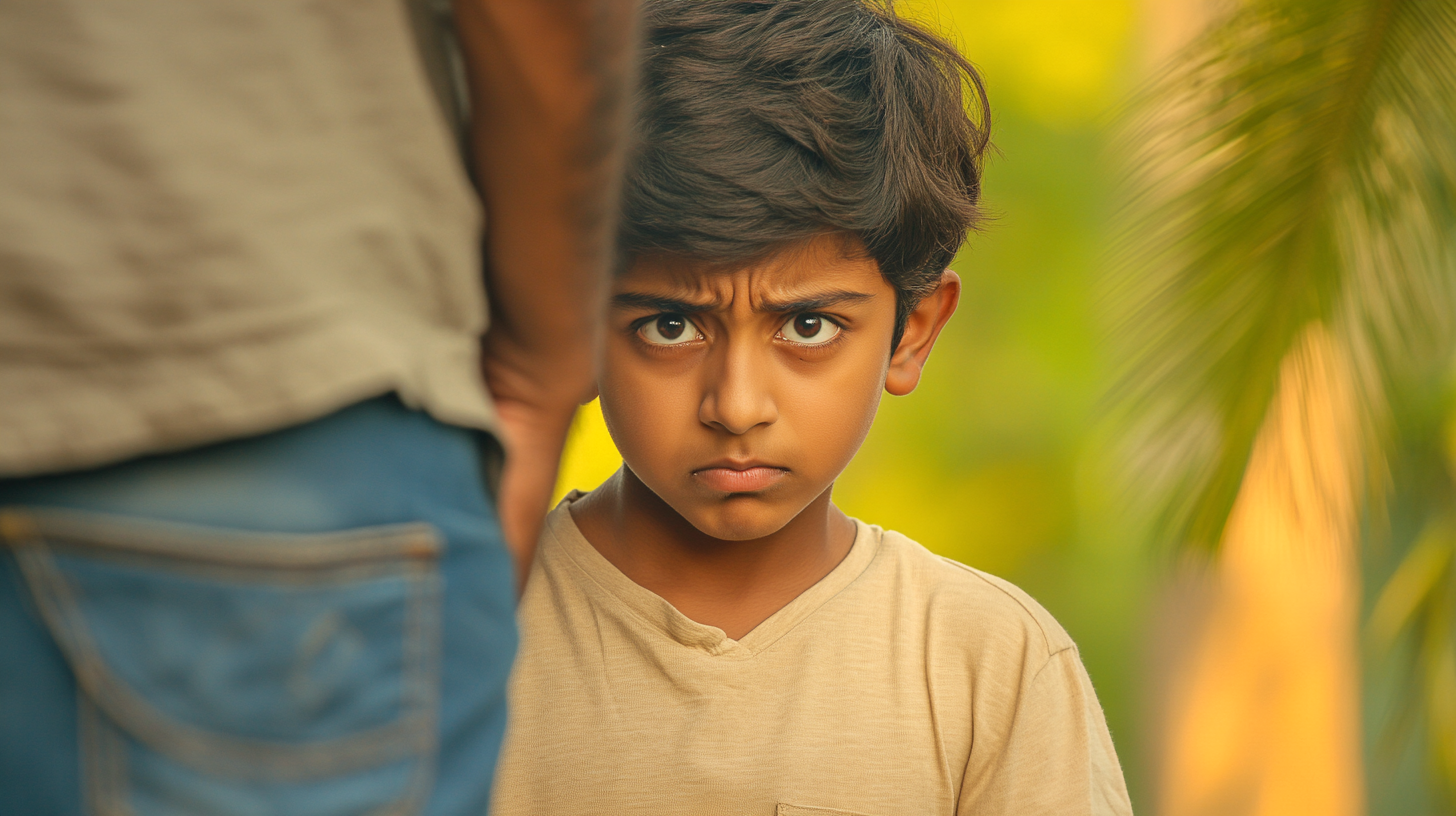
[492,1,1133,814]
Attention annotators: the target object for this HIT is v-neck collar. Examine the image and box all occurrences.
[539,494,881,658]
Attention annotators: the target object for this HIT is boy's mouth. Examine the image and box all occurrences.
[692,462,788,493]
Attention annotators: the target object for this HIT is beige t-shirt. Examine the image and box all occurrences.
[493,499,1133,816]
[0,1,492,476]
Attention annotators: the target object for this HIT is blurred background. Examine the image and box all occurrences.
[555,1,1456,814]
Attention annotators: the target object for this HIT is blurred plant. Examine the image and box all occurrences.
[1107,0,1456,803]
[1368,510,1456,794]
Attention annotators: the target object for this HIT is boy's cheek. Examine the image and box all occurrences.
[598,377,694,470]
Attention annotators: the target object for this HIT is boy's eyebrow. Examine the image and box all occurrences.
[757,290,875,313]
[611,292,716,313]
[611,289,875,314]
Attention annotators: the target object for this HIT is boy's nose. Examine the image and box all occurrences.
[698,341,778,435]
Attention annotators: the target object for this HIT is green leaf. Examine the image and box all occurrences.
[1105,0,1456,552]
[1368,519,1455,651]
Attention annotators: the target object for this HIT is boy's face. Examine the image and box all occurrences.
[599,233,957,542]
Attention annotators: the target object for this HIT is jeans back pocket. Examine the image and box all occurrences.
[0,508,443,816]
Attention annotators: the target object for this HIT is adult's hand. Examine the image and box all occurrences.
[454,0,637,589]
[481,340,584,592]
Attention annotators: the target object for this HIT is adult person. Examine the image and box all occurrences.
[0,2,635,814]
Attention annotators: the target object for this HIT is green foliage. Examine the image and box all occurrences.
[1109,0,1456,803]
[1108,0,1456,552]
[1368,518,1456,800]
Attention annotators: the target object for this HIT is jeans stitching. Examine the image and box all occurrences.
[41,546,432,778]
[5,508,443,786]
[47,550,427,588]
[80,693,133,816]
[0,508,442,567]
[84,693,437,816]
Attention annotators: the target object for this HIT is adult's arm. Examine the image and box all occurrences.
[452,0,637,587]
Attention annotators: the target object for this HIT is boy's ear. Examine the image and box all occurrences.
[885,270,960,397]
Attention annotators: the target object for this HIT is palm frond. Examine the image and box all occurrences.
[1105,0,1456,552]
[1369,512,1456,803]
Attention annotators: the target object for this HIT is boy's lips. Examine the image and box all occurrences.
[692,463,788,493]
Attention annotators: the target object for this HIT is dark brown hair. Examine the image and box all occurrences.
[621,0,991,346]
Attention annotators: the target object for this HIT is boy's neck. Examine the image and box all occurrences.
[570,467,856,640]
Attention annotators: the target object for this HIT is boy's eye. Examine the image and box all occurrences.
[779,314,841,346]
[639,314,702,346]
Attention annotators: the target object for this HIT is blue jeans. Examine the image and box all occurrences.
[0,396,517,816]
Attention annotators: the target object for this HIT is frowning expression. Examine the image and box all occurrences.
[599,234,901,541]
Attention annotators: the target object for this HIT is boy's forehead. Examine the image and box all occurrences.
[617,235,887,307]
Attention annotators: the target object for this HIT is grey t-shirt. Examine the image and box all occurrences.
[0,0,494,476]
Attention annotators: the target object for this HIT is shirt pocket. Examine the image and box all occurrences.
[0,507,443,816]
[777,804,878,816]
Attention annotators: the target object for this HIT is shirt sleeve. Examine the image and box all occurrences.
[958,647,1133,816]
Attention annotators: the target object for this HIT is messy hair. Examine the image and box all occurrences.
[621,0,991,347]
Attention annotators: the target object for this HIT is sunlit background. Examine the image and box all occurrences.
[554,1,1456,813]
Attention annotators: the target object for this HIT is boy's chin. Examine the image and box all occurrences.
[677,498,800,543]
